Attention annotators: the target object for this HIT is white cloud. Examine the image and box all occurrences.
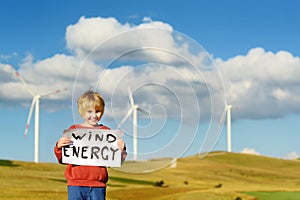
[218,48,300,84]
[66,17,130,57]
[2,16,300,123]
[97,65,205,118]
[65,16,176,62]
[216,47,300,119]
[64,16,210,69]
[0,54,78,108]
[285,151,299,160]
[240,148,260,155]
[272,88,289,100]
[142,17,152,22]
[63,16,223,122]
[0,52,17,61]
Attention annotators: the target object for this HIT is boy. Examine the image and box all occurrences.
[54,90,127,200]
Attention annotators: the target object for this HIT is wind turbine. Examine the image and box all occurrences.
[118,86,148,161]
[11,66,67,163]
[219,102,238,153]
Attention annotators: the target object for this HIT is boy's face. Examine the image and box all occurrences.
[83,107,102,126]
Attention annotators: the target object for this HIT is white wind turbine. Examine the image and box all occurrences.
[11,66,67,163]
[219,98,239,152]
[219,102,238,153]
[117,86,148,161]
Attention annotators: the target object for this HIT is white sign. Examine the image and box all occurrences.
[62,129,123,167]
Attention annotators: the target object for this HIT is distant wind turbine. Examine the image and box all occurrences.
[219,102,239,153]
[11,66,67,163]
[117,86,148,161]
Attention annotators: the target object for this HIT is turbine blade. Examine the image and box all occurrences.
[118,108,134,129]
[10,65,35,96]
[137,107,149,115]
[217,107,227,134]
[24,97,37,138]
[127,86,134,106]
[40,87,68,97]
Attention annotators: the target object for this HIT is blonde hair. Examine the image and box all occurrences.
[77,90,105,117]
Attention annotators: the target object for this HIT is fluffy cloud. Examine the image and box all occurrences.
[65,16,177,62]
[1,16,300,123]
[216,47,300,119]
[285,151,299,160]
[240,148,260,155]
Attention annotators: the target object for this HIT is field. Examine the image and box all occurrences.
[1,152,300,199]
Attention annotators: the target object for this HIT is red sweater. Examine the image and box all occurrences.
[54,124,110,187]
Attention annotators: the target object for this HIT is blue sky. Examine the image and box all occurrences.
[1,0,300,164]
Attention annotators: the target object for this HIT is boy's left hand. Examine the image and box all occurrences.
[117,140,126,151]
[117,140,127,163]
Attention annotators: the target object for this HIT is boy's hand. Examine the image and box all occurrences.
[117,140,126,151]
[118,140,127,163]
[57,136,72,149]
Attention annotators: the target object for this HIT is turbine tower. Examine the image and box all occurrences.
[226,104,233,152]
[118,86,148,161]
[11,66,66,163]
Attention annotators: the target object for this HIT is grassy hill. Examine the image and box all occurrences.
[1,152,300,200]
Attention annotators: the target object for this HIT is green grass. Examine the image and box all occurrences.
[0,160,67,199]
[1,152,300,200]
[245,191,300,200]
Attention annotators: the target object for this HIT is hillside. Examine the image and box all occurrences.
[1,152,300,200]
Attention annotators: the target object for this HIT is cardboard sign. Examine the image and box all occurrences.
[62,129,123,167]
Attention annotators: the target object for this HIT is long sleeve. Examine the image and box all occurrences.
[54,145,63,164]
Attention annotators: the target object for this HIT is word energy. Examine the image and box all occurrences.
[62,129,123,167]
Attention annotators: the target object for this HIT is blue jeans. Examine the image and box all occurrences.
[68,186,106,200]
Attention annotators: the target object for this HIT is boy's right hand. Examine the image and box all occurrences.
[57,137,72,149]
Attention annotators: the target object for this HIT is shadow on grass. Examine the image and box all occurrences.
[109,176,156,186]
[48,178,67,183]
[48,176,159,187]
[0,160,19,167]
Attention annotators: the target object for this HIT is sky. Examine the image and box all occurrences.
[1,0,300,164]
